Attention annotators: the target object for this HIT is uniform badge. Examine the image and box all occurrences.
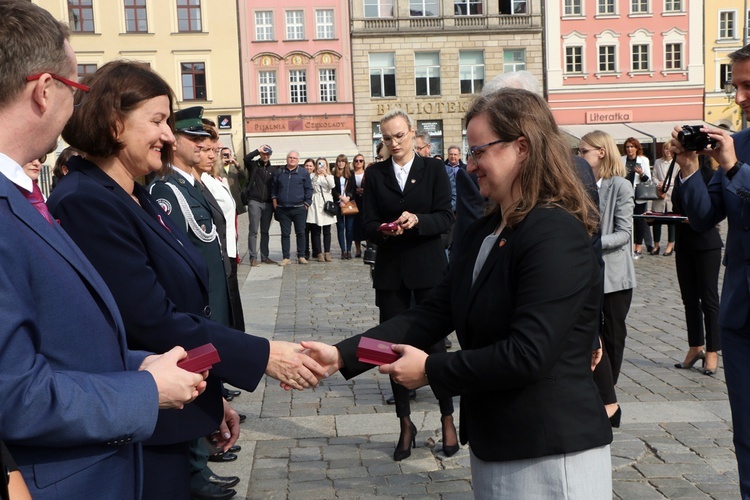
[178,178,186,185]
[156,198,172,215]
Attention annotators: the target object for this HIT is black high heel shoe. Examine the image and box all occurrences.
[393,419,417,461]
[441,415,459,457]
[609,406,622,428]
[674,349,705,369]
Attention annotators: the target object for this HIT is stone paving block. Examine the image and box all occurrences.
[290,447,322,462]
[253,458,290,470]
[288,468,328,483]
[326,466,370,479]
[376,483,428,496]
[441,492,476,500]
[288,460,328,472]
[612,465,646,480]
[651,478,711,498]
[612,480,667,499]
[636,463,715,478]
[251,466,289,480]
[333,476,389,491]
[426,479,473,494]
[287,479,335,497]
[248,478,289,493]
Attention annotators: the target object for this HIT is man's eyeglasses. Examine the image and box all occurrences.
[27,73,90,108]
[382,131,410,145]
[468,139,514,164]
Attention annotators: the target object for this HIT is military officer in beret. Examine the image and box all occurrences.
[149,106,232,327]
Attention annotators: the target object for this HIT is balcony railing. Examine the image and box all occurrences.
[356,14,540,33]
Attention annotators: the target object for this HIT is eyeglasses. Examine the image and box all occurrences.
[287,156,299,160]
[468,139,513,164]
[415,144,430,151]
[27,73,90,108]
[382,131,410,145]
[375,156,384,161]
[353,159,364,163]
[577,147,599,156]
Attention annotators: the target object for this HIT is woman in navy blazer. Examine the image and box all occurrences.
[46,61,325,499]
[303,89,613,497]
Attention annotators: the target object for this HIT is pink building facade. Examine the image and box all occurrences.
[238,0,357,160]
[545,0,705,154]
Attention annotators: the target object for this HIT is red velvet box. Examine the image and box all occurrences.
[177,343,220,373]
[356,337,399,366]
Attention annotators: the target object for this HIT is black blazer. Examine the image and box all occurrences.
[338,205,612,461]
[673,165,723,253]
[331,174,355,204]
[47,157,270,446]
[362,155,453,290]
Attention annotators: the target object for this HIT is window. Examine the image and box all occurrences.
[289,70,307,103]
[124,0,147,32]
[454,0,482,15]
[259,71,277,105]
[631,0,648,14]
[369,53,396,98]
[720,11,736,39]
[319,69,337,102]
[255,11,273,41]
[665,43,682,70]
[721,63,733,89]
[415,52,441,96]
[664,0,681,12]
[77,64,97,80]
[597,0,615,15]
[565,47,583,74]
[285,11,304,40]
[459,50,484,94]
[181,63,206,101]
[417,120,443,157]
[564,0,582,15]
[177,0,202,32]
[598,45,616,72]
[500,0,527,15]
[410,0,439,16]
[503,49,526,72]
[632,44,649,71]
[364,0,394,17]
[316,10,334,39]
[68,0,94,32]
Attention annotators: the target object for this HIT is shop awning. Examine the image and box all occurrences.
[559,120,713,145]
[245,131,360,163]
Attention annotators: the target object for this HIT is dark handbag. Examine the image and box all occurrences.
[319,185,338,215]
[634,180,659,202]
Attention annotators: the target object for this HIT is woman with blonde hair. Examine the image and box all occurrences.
[580,129,636,427]
[307,157,337,262]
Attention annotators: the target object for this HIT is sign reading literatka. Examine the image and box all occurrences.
[586,110,633,124]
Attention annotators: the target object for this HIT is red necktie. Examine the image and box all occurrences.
[16,182,54,225]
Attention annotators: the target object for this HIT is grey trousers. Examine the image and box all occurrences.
[470,445,612,499]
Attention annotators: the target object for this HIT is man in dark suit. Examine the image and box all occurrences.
[670,44,750,498]
[0,3,204,497]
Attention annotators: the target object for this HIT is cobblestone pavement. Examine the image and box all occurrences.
[211,215,737,499]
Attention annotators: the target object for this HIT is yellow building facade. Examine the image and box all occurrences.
[704,0,746,131]
[33,0,244,152]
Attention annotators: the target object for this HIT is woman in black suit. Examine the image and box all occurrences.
[302,89,612,497]
[46,61,325,499]
[672,155,723,375]
[358,109,457,460]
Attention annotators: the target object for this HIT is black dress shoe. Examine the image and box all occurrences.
[238,413,246,423]
[227,445,241,453]
[208,452,237,463]
[207,474,240,488]
[191,482,237,500]
[385,390,416,405]
[223,394,233,402]
[225,389,241,398]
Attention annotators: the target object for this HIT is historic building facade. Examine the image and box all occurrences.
[239,0,357,161]
[350,0,543,159]
[35,0,245,154]
[546,0,704,157]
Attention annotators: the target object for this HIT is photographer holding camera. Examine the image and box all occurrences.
[242,144,276,266]
[668,44,750,499]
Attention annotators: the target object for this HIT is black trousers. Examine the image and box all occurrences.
[142,442,191,499]
[310,224,332,255]
[592,289,632,406]
[675,247,722,352]
[633,202,649,245]
[227,258,244,331]
[376,287,454,418]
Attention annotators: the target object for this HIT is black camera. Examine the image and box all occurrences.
[678,125,717,152]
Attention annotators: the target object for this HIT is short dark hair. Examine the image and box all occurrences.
[0,0,70,108]
[729,44,750,64]
[62,60,175,166]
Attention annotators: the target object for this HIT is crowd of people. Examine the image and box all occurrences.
[3,1,750,498]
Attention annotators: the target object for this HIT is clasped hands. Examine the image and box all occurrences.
[275,341,430,391]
